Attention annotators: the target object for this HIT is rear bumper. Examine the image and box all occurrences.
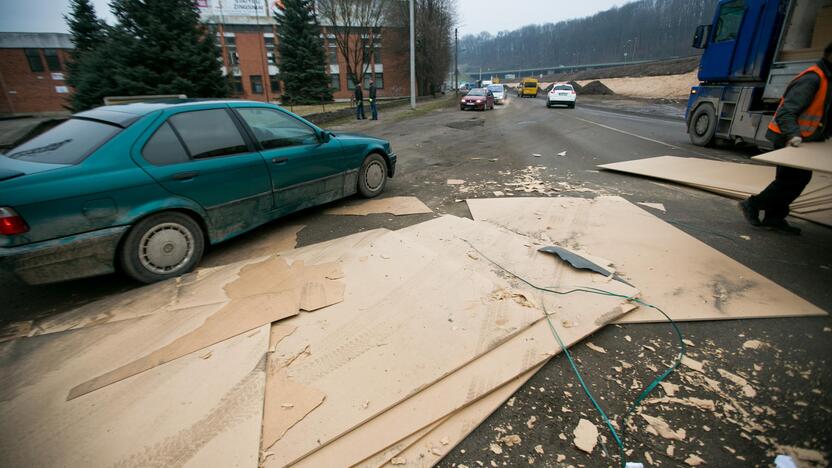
[0,226,128,285]
[548,96,577,104]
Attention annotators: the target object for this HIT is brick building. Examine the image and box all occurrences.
[0,3,410,115]
[0,33,73,115]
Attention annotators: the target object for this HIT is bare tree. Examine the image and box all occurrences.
[387,0,455,95]
[317,0,389,86]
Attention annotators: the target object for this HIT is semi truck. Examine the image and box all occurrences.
[686,0,832,148]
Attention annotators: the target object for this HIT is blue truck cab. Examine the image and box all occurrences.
[686,0,832,148]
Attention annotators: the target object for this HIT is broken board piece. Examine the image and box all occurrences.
[752,140,832,174]
[268,216,638,467]
[467,197,827,323]
[368,365,543,468]
[0,314,269,468]
[68,257,344,400]
[322,196,433,216]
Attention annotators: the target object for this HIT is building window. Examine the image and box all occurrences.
[270,75,281,93]
[25,49,44,72]
[250,75,264,94]
[364,73,383,89]
[264,35,276,65]
[328,45,338,65]
[43,49,62,71]
[225,35,239,66]
[347,76,356,90]
[330,73,340,90]
[231,76,243,94]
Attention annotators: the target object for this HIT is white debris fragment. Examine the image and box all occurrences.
[506,397,516,407]
[682,356,705,373]
[624,335,632,342]
[740,235,752,241]
[447,179,466,185]
[684,454,706,466]
[640,414,686,441]
[573,418,599,454]
[637,202,666,212]
[489,443,503,455]
[526,416,538,429]
[717,368,757,398]
[557,151,567,157]
[534,445,544,454]
[742,339,767,350]
[500,434,521,447]
[532,153,542,157]
[586,342,607,354]
[493,191,505,197]
[659,381,680,397]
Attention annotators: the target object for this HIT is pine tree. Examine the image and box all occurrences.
[66,0,229,111]
[64,0,107,111]
[276,0,332,104]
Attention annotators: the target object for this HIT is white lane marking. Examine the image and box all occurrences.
[573,116,682,150]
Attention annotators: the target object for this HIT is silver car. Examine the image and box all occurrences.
[487,84,507,104]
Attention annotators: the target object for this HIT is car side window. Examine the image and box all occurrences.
[141,121,189,166]
[168,109,249,159]
[236,108,318,150]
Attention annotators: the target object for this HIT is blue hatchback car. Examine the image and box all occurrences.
[0,100,396,284]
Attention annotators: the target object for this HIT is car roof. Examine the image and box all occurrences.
[73,99,258,127]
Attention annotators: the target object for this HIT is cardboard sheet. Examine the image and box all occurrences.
[322,196,433,216]
[598,156,832,226]
[68,257,344,400]
[467,197,828,323]
[267,216,638,467]
[752,140,832,174]
[0,313,269,467]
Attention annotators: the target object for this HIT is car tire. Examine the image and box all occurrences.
[358,152,387,198]
[689,103,717,147]
[119,211,205,284]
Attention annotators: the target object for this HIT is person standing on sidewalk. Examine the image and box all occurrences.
[369,79,378,120]
[740,42,832,235]
[354,83,365,120]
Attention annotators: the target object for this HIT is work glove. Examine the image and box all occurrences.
[788,136,803,147]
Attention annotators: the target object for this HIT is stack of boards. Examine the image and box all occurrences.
[0,196,825,467]
[599,141,832,227]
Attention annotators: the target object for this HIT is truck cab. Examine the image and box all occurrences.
[686,0,831,148]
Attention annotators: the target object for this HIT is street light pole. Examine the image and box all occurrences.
[409,0,416,109]
[454,27,458,97]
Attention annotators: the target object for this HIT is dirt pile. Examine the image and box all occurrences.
[551,56,699,82]
[580,80,615,95]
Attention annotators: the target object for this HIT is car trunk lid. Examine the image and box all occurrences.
[0,156,68,182]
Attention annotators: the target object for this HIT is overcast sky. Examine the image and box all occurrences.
[0,0,624,35]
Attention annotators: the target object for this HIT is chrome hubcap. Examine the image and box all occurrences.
[365,161,385,191]
[139,222,194,275]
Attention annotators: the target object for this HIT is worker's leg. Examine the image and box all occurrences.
[371,101,378,120]
[751,166,812,220]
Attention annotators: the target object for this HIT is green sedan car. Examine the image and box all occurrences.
[0,99,396,284]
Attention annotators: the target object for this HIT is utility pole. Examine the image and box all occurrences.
[409,0,416,109]
[454,27,458,96]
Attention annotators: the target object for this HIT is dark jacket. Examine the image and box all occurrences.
[354,86,363,102]
[368,85,377,102]
[766,59,832,145]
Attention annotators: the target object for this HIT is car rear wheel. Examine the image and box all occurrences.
[119,211,205,283]
[358,153,387,198]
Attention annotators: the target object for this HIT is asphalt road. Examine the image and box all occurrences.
[3,93,830,467]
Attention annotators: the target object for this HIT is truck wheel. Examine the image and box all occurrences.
[689,104,717,146]
[358,153,387,198]
[119,211,205,284]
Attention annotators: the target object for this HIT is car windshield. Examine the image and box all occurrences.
[487,85,503,93]
[467,89,486,96]
[554,85,573,91]
[524,82,537,88]
[5,118,121,165]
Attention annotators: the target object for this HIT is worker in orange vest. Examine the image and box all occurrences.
[740,42,832,235]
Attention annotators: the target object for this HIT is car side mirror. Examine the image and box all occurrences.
[319,130,331,143]
[692,24,711,49]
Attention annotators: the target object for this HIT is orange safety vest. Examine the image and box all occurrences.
[768,64,828,138]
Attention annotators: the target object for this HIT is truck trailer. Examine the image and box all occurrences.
[686,0,832,148]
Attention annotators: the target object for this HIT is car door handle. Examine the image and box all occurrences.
[271,157,288,165]
[172,171,199,181]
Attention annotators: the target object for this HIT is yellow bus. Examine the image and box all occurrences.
[519,78,539,98]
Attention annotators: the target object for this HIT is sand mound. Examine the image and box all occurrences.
[577,71,698,99]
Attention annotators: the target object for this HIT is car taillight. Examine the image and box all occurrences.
[0,207,28,235]
[571,91,576,94]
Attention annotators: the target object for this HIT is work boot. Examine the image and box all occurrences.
[738,199,761,226]
[761,218,801,235]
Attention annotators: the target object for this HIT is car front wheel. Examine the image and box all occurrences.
[358,153,387,198]
[119,211,205,283]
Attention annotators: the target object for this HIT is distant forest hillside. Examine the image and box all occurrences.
[459,0,719,71]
